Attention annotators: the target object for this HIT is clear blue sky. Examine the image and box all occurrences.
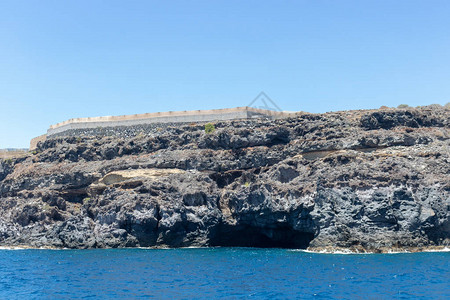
[1,1,449,148]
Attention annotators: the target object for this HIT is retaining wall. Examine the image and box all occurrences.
[30,107,296,150]
[30,134,47,150]
[47,107,292,136]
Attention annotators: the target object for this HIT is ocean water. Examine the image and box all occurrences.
[0,248,448,299]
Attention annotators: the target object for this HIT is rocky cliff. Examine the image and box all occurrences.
[1,106,449,252]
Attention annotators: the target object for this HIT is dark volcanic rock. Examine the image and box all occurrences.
[0,105,449,252]
[0,160,13,181]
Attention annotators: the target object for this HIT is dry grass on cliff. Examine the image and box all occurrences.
[0,150,29,159]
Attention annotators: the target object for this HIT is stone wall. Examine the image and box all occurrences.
[47,122,188,139]
[47,107,293,136]
[29,107,296,150]
[30,134,47,151]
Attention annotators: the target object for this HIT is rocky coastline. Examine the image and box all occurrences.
[1,106,449,252]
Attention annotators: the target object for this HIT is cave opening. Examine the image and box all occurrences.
[60,189,89,204]
[209,170,243,188]
[209,224,314,249]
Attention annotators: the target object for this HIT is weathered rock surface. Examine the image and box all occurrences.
[1,106,449,252]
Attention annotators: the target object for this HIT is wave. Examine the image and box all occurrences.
[1,245,449,252]
[0,246,28,250]
[290,249,373,255]
[0,246,70,250]
[423,247,450,253]
[290,247,450,255]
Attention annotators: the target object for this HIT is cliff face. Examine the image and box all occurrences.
[1,106,449,252]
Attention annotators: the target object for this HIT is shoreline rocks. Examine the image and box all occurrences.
[0,106,449,251]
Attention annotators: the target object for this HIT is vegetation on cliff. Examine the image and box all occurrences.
[0,105,449,252]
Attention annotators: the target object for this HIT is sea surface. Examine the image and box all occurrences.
[0,248,448,299]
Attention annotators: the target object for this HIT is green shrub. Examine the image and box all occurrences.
[83,197,91,205]
[397,104,409,109]
[204,123,215,134]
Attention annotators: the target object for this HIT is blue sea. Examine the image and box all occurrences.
[0,248,448,299]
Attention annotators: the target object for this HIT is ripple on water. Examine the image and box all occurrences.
[0,248,448,299]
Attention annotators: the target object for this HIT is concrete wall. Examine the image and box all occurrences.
[49,107,275,129]
[29,134,47,151]
[48,109,249,136]
[47,107,294,137]
[29,107,297,149]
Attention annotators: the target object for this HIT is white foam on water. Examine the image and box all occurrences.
[0,246,70,250]
[0,246,28,250]
[136,246,205,250]
[423,247,450,253]
[1,246,448,252]
[290,247,450,254]
[290,248,377,254]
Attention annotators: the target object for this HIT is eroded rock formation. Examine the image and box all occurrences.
[1,106,449,252]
